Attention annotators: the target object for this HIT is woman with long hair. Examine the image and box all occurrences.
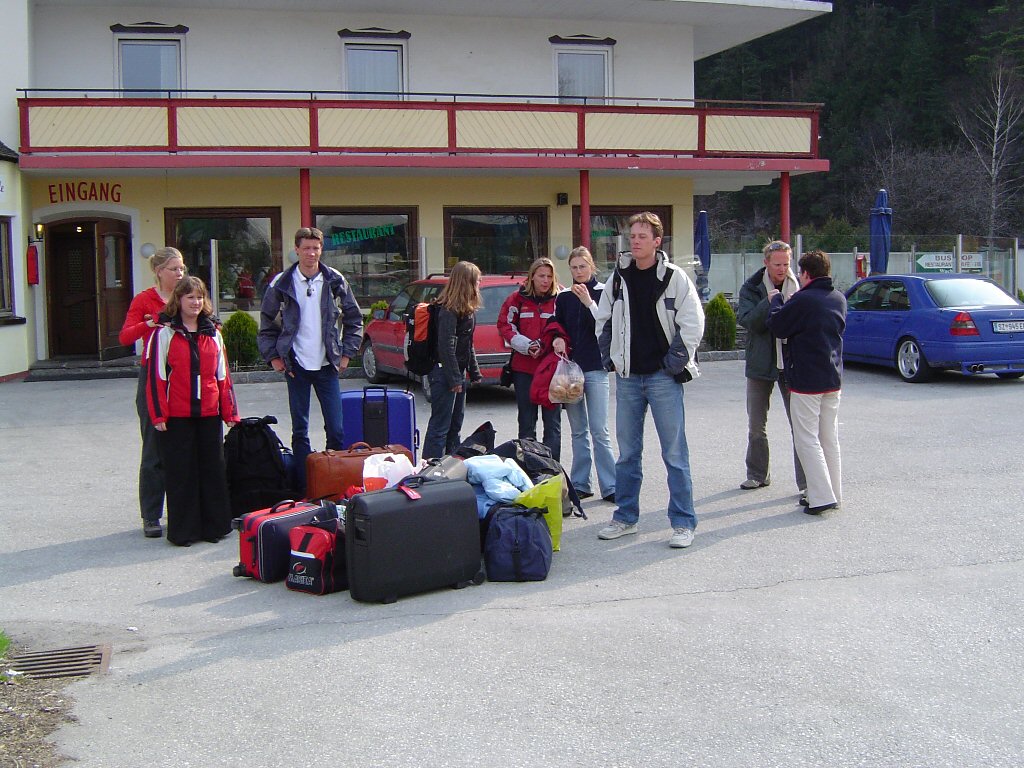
[551,247,616,501]
[146,276,240,546]
[119,246,186,538]
[422,261,483,459]
[497,257,562,459]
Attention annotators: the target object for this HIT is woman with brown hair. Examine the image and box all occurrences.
[146,276,240,546]
[422,261,483,459]
[119,246,186,538]
[497,257,562,459]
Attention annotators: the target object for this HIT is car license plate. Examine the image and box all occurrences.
[992,321,1024,333]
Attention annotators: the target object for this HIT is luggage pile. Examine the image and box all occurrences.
[225,386,587,603]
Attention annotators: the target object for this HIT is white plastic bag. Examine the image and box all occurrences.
[363,452,416,488]
[548,354,585,404]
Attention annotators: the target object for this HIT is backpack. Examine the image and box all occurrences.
[224,415,296,517]
[404,302,439,376]
[483,503,553,582]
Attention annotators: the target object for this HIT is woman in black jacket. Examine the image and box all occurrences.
[422,261,483,459]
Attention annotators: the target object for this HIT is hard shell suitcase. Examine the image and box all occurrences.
[306,442,415,502]
[341,386,419,461]
[346,477,484,603]
[232,499,337,583]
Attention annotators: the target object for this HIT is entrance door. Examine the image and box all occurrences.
[97,219,134,360]
[48,224,98,356]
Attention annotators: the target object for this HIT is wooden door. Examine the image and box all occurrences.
[96,219,133,360]
[48,224,98,356]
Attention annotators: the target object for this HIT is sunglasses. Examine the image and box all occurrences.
[765,241,791,253]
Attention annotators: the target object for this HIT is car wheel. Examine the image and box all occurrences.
[361,342,388,384]
[895,337,933,383]
[996,371,1024,380]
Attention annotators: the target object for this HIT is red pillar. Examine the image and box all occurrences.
[580,170,591,249]
[779,172,791,244]
[300,168,311,228]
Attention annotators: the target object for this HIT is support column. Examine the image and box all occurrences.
[580,170,591,250]
[779,172,791,243]
[299,168,311,228]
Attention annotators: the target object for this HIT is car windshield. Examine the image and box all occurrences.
[925,278,1018,308]
[479,285,516,325]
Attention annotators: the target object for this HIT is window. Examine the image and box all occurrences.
[112,24,188,97]
[551,36,614,105]
[847,281,880,311]
[165,208,282,316]
[339,29,410,100]
[444,208,548,274]
[0,218,13,315]
[572,206,672,277]
[315,208,418,307]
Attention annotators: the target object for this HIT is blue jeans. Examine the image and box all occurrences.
[286,363,345,493]
[423,367,467,459]
[512,370,562,461]
[564,369,616,497]
[613,369,696,530]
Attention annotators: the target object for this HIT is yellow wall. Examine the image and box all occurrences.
[0,162,34,379]
[26,170,696,357]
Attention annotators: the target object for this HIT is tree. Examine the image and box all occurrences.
[954,59,1024,239]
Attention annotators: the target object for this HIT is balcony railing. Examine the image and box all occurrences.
[17,89,823,169]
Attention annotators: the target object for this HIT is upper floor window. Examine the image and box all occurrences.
[550,35,615,105]
[339,28,410,100]
[111,23,188,97]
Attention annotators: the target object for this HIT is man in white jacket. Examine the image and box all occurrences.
[595,212,705,548]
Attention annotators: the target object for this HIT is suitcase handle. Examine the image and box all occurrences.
[270,499,298,513]
[326,442,373,455]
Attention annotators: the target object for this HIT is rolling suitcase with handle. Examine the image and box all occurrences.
[232,499,338,583]
[346,476,484,603]
[341,386,419,461]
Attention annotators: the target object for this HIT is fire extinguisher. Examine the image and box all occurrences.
[855,252,868,279]
[26,245,40,285]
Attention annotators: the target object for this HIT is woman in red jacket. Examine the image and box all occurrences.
[119,247,186,538]
[497,257,562,460]
[147,277,240,547]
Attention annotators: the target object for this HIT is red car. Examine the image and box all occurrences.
[361,273,524,387]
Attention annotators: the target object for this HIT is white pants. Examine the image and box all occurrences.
[790,390,842,507]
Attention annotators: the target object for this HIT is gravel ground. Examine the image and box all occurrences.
[0,653,75,768]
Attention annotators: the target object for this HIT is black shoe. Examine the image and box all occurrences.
[799,496,809,507]
[804,502,838,516]
[143,520,163,538]
[602,493,616,503]
[577,491,594,500]
[739,479,770,490]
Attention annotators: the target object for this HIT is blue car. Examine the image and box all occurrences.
[843,274,1024,382]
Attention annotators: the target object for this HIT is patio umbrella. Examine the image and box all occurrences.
[694,210,711,300]
[869,189,892,275]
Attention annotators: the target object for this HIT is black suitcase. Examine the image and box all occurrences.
[346,477,484,603]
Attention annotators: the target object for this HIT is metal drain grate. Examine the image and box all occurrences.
[6,644,111,680]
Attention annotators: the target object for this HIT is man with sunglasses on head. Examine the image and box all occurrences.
[259,226,363,493]
[736,240,806,498]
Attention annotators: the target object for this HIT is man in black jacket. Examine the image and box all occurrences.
[766,250,847,515]
[736,240,805,494]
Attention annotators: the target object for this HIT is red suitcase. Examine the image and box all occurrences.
[232,499,336,583]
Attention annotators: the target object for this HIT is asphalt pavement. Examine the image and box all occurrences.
[1,361,1022,767]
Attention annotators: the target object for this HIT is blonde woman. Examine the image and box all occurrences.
[119,246,186,538]
[423,261,483,458]
[497,257,562,459]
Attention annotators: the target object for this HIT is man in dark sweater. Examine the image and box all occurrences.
[766,250,847,515]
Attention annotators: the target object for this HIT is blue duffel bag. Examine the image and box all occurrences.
[483,503,553,582]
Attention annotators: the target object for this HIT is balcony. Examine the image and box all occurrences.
[17,89,826,173]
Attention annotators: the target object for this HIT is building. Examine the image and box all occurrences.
[0,0,831,379]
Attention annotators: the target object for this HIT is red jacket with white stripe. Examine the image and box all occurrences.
[497,288,559,375]
[146,314,240,425]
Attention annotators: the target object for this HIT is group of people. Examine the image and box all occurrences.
[122,212,847,552]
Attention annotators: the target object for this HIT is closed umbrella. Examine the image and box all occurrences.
[869,189,892,275]
[694,210,711,300]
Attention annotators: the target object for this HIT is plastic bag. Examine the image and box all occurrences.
[548,354,585,404]
[363,452,416,489]
[514,475,564,551]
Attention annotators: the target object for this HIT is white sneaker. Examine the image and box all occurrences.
[669,527,694,548]
[597,521,638,540]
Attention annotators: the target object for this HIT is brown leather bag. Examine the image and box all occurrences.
[305,442,414,502]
